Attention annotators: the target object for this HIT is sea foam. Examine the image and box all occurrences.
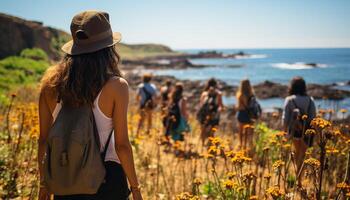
[272,62,327,70]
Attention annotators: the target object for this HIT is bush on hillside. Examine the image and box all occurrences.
[20,48,48,61]
[0,48,49,93]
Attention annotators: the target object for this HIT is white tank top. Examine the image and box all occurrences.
[52,90,120,163]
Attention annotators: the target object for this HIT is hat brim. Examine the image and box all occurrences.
[61,32,122,55]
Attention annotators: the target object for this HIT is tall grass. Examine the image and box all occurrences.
[0,91,349,200]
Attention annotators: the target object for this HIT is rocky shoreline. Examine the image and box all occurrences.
[125,72,350,103]
[121,50,249,70]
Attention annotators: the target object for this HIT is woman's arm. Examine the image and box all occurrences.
[111,78,141,197]
[236,95,242,110]
[282,98,290,132]
[199,92,206,107]
[181,98,189,120]
[38,88,53,200]
[217,92,224,111]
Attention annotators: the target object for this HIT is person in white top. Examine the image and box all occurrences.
[136,73,159,135]
[38,10,142,200]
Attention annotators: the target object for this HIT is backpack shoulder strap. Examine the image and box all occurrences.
[91,107,113,161]
[142,86,153,99]
[291,98,299,110]
[306,97,312,115]
[101,130,113,161]
[291,97,311,115]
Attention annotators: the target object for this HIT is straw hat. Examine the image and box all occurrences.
[62,10,121,55]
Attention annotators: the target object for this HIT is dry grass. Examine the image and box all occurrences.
[0,90,350,200]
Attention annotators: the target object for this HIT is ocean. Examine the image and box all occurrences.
[151,48,350,117]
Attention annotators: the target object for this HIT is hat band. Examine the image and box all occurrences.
[75,29,113,45]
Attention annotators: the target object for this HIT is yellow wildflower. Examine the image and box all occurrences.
[266,186,284,199]
[310,117,331,129]
[301,114,308,121]
[340,109,348,113]
[272,160,285,170]
[193,178,202,186]
[304,158,321,169]
[227,172,236,180]
[223,179,236,190]
[326,147,339,154]
[305,129,316,136]
[176,192,199,200]
[337,182,350,190]
[264,173,272,180]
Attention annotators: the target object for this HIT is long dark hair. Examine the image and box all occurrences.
[170,82,184,104]
[41,46,122,106]
[236,79,254,107]
[288,76,307,96]
[204,78,218,91]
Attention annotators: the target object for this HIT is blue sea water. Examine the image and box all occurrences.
[151,48,350,115]
[155,48,350,85]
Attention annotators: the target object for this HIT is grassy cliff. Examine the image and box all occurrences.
[0,48,49,94]
[117,43,179,59]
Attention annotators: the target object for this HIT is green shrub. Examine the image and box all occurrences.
[0,49,50,93]
[20,48,48,61]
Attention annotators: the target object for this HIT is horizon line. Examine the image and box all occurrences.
[173,47,350,50]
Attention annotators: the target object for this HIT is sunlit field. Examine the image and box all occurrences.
[1,88,349,200]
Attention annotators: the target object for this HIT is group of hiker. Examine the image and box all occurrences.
[136,74,316,177]
[135,73,264,146]
[135,75,224,144]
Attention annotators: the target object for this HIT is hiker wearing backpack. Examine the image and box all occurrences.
[283,77,316,181]
[160,80,173,143]
[164,82,190,142]
[38,11,142,200]
[197,78,224,146]
[160,79,172,108]
[136,73,158,136]
[236,79,261,150]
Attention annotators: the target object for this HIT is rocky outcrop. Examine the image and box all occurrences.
[147,50,252,60]
[254,81,350,100]
[121,58,209,69]
[253,81,288,99]
[0,13,70,60]
[125,73,350,101]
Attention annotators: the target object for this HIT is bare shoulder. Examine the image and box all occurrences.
[104,76,129,96]
[201,91,208,97]
[40,84,55,99]
[216,90,223,97]
[285,95,295,102]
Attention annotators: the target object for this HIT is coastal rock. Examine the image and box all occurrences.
[305,63,318,67]
[121,58,207,69]
[0,13,70,60]
[253,81,288,99]
[307,84,350,100]
[125,73,350,101]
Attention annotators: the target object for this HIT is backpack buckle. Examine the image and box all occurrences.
[60,151,68,166]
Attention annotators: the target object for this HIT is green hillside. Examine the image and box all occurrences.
[117,43,179,59]
[0,48,49,101]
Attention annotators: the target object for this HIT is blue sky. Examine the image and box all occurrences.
[1,0,350,49]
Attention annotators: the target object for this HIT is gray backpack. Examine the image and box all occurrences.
[43,104,113,195]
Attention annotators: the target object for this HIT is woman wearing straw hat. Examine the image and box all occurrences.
[38,11,142,200]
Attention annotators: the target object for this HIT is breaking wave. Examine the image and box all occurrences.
[272,62,327,70]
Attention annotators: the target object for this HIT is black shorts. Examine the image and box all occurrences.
[237,110,251,124]
[54,161,130,200]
